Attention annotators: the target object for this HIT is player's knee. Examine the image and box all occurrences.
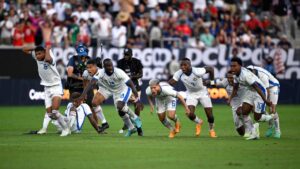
[49,110,60,120]
[118,110,125,116]
[187,113,196,121]
[254,113,261,121]
[93,105,102,112]
[116,103,125,112]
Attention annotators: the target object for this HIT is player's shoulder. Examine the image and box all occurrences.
[145,86,151,95]
[80,103,91,110]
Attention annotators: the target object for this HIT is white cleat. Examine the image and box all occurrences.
[118,129,124,134]
[37,128,47,135]
[246,123,260,140]
[60,128,70,137]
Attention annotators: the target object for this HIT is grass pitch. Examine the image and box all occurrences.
[0,105,299,169]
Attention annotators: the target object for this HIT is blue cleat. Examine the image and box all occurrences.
[125,128,137,137]
[265,125,274,137]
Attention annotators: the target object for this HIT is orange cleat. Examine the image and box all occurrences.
[169,130,176,139]
[175,121,181,133]
[209,129,217,138]
[195,122,203,136]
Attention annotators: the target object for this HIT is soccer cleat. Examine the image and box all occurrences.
[246,123,259,140]
[37,128,47,135]
[175,121,181,133]
[195,122,203,136]
[60,128,70,137]
[243,132,251,138]
[265,125,274,137]
[99,123,109,133]
[209,129,217,138]
[125,128,137,137]
[118,129,124,134]
[133,117,142,128]
[274,131,281,139]
[137,127,143,136]
[169,130,176,139]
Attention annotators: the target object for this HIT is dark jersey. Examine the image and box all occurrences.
[65,56,87,93]
[117,58,143,91]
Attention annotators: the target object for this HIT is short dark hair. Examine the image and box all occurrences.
[87,59,96,65]
[34,46,45,52]
[71,92,81,100]
[231,57,243,66]
[103,58,112,64]
[180,58,191,62]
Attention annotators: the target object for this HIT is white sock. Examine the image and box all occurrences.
[162,118,174,131]
[93,106,107,124]
[127,107,138,120]
[258,114,273,122]
[274,112,281,133]
[243,115,253,133]
[53,110,68,130]
[193,116,202,124]
[69,110,76,129]
[42,113,51,129]
[121,114,135,130]
[51,120,63,132]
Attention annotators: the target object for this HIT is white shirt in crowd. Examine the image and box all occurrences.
[95,17,112,38]
[111,25,127,47]
[53,26,68,44]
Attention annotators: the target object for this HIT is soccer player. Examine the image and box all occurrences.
[168,58,217,138]
[146,79,190,138]
[247,65,281,138]
[82,59,109,132]
[229,57,275,140]
[79,59,143,136]
[117,48,144,136]
[207,72,253,137]
[52,92,103,134]
[22,46,70,136]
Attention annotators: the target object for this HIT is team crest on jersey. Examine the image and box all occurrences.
[43,63,48,70]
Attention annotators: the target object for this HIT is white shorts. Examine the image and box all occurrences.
[156,97,177,114]
[186,90,212,108]
[113,87,132,105]
[242,90,266,114]
[97,86,112,100]
[44,84,63,108]
[269,86,279,105]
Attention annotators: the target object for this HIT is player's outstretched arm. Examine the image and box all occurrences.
[79,79,97,100]
[126,80,144,110]
[87,114,101,133]
[147,96,154,114]
[22,46,35,54]
[177,93,190,115]
[168,78,177,86]
[204,66,215,80]
[44,46,53,64]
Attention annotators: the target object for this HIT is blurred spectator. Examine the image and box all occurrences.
[111,0,121,17]
[78,19,91,46]
[8,8,19,25]
[264,56,276,76]
[68,18,80,46]
[134,4,147,19]
[150,5,164,21]
[95,12,112,46]
[216,28,228,45]
[147,0,159,10]
[111,19,127,48]
[245,11,262,34]
[0,12,13,45]
[189,37,205,49]
[150,20,162,47]
[46,2,56,18]
[12,21,24,46]
[86,5,100,20]
[134,17,148,37]
[23,20,36,46]
[273,0,289,35]
[206,1,218,20]
[224,0,237,16]
[193,0,207,13]
[163,5,178,20]
[193,18,205,38]
[175,19,192,37]
[54,0,71,21]
[158,0,168,10]
[277,35,292,51]
[209,20,220,37]
[72,5,88,21]
[39,20,53,47]
[53,22,69,47]
[200,27,215,47]
[120,0,135,14]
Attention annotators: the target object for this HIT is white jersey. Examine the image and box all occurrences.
[173,67,207,92]
[82,68,102,86]
[247,65,280,88]
[235,67,267,94]
[216,78,245,106]
[92,68,130,93]
[32,50,61,87]
[65,102,92,131]
[146,82,178,101]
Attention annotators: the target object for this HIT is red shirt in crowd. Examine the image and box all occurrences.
[261,19,271,29]
[12,27,24,46]
[23,25,36,43]
[246,18,262,31]
[176,24,192,36]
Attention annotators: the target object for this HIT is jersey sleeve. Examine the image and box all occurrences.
[81,103,92,116]
[259,73,270,88]
[116,68,130,83]
[161,86,177,97]
[245,72,257,85]
[145,87,152,96]
[82,70,89,80]
[193,67,206,77]
[92,70,102,80]
[172,70,183,81]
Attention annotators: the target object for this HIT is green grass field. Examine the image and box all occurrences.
[0,105,299,169]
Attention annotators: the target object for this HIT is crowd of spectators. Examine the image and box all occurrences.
[0,0,299,49]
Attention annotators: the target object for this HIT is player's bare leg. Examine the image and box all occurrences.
[92,92,109,132]
[204,107,217,138]
[167,111,180,133]
[116,101,136,137]
[158,112,176,138]
[187,106,203,136]
[51,96,70,137]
